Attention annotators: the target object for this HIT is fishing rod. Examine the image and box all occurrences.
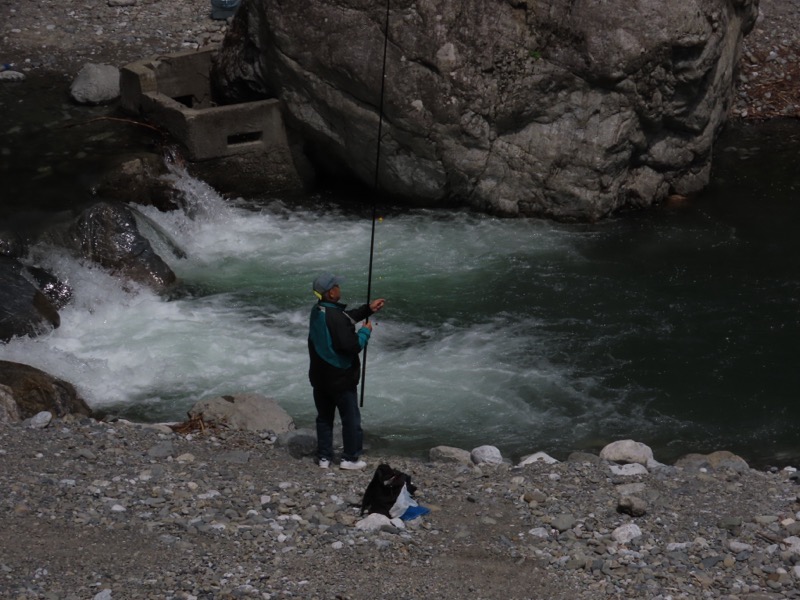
[360,0,391,408]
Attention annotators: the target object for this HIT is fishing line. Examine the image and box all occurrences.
[360,0,391,407]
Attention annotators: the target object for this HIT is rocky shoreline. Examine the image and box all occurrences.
[2,415,800,599]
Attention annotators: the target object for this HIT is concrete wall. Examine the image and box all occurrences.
[120,47,307,196]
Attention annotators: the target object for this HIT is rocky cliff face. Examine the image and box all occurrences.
[212,0,758,220]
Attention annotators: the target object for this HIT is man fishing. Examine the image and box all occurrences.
[308,273,386,470]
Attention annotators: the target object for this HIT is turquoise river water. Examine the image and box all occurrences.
[1,76,799,467]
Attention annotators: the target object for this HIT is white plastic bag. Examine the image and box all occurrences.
[389,483,418,519]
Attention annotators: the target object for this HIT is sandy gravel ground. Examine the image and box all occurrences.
[2,418,800,600]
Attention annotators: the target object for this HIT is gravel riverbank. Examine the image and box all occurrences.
[2,417,800,600]
[0,419,800,600]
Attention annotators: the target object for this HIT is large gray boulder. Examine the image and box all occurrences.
[187,393,295,433]
[599,439,655,465]
[213,0,757,220]
[675,450,750,473]
[429,445,472,464]
[69,63,121,105]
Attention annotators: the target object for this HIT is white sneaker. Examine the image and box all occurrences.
[339,459,367,471]
[318,458,330,469]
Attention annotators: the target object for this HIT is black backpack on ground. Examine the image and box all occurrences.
[360,463,417,517]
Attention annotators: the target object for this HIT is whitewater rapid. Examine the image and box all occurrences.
[4,160,799,464]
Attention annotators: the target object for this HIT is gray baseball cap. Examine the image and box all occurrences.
[312,273,345,295]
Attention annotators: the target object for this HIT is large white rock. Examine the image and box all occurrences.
[600,439,654,465]
[355,512,405,531]
[518,451,559,466]
[188,393,294,433]
[70,63,120,105]
[470,445,504,465]
[612,523,642,544]
[29,411,53,429]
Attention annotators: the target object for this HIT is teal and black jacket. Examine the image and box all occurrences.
[308,301,372,392]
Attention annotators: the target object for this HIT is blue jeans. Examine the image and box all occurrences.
[313,387,363,462]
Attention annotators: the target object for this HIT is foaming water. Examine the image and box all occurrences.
[5,143,800,464]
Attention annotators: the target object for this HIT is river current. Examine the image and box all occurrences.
[2,77,799,467]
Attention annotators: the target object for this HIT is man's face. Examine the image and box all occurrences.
[326,284,341,302]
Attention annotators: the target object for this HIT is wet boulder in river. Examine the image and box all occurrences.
[25,265,73,310]
[68,201,176,293]
[0,257,61,342]
[0,228,27,258]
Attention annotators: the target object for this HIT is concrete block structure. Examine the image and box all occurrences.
[120,47,305,197]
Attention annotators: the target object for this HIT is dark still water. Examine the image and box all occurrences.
[1,75,799,467]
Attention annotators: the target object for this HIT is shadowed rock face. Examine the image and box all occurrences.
[0,258,61,342]
[212,0,757,220]
[0,360,91,419]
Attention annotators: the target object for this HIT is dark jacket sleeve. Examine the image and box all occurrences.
[327,305,369,356]
[345,303,372,324]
